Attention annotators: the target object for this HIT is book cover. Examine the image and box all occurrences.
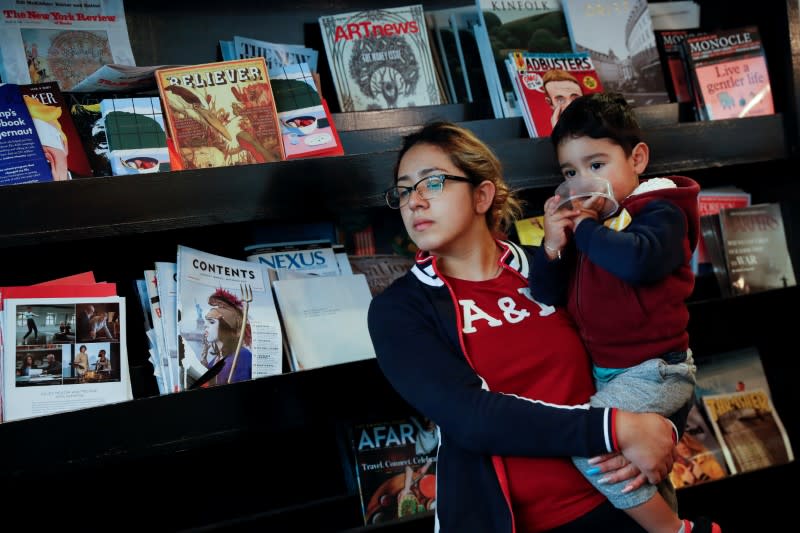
[349,414,438,525]
[693,187,751,274]
[269,63,344,159]
[271,274,376,371]
[0,0,135,91]
[477,0,573,118]
[100,96,171,176]
[176,245,283,389]
[684,26,774,120]
[717,203,796,295]
[2,296,131,422]
[702,389,794,475]
[509,51,603,137]
[0,82,54,185]
[155,58,285,169]
[319,5,442,112]
[19,81,93,179]
[670,402,729,489]
[561,0,670,106]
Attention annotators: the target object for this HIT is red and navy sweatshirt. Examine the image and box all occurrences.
[367,240,619,533]
[531,176,700,368]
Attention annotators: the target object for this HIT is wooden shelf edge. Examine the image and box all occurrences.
[0,114,787,248]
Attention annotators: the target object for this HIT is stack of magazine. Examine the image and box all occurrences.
[135,238,380,394]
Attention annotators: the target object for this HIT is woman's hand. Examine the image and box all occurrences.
[614,411,679,484]
[587,452,646,493]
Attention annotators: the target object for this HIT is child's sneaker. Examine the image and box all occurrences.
[684,518,722,533]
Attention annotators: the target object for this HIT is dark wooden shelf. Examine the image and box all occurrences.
[0,113,787,250]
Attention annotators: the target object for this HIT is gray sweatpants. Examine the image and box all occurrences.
[572,351,696,510]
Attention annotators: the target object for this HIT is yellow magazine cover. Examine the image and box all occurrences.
[155,57,285,169]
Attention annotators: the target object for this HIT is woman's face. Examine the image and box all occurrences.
[396,143,480,256]
[25,356,33,364]
[204,316,220,344]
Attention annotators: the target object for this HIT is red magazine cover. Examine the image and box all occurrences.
[19,81,93,179]
[685,27,774,120]
[693,187,751,273]
[509,51,603,138]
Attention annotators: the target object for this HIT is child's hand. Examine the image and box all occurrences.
[573,195,604,228]
[542,195,578,260]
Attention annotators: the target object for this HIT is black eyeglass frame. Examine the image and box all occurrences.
[384,174,474,209]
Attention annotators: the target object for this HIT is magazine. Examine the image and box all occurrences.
[100,97,170,176]
[268,63,343,159]
[19,81,93,179]
[144,269,174,393]
[683,26,773,121]
[71,64,182,93]
[245,239,341,279]
[508,51,603,138]
[0,82,53,185]
[670,403,729,489]
[477,0,573,119]
[155,58,285,169]
[176,245,283,389]
[2,296,132,422]
[271,274,376,371]
[702,389,794,475]
[318,5,442,111]
[154,262,181,393]
[0,0,135,91]
[229,35,319,72]
[561,0,670,106]
[717,203,796,295]
[349,413,438,525]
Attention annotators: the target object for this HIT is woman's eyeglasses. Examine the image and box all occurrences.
[384,174,473,209]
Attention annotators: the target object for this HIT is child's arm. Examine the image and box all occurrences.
[530,195,578,305]
[573,199,688,284]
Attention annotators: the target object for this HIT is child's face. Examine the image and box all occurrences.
[556,136,645,203]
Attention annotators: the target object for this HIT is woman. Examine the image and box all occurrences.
[74,345,89,378]
[18,354,35,376]
[367,122,678,532]
[200,288,252,386]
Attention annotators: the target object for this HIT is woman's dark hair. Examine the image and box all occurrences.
[394,121,523,235]
[550,92,642,155]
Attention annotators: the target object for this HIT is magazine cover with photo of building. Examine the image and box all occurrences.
[561,0,669,106]
[176,245,283,390]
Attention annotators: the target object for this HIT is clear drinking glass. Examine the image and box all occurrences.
[554,176,619,219]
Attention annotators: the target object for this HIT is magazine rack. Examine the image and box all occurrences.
[0,1,797,531]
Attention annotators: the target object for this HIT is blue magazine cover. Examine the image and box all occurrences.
[0,82,53,185]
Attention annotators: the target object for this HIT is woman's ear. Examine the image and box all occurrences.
[474,180,496,214]
[631,142,650,175]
